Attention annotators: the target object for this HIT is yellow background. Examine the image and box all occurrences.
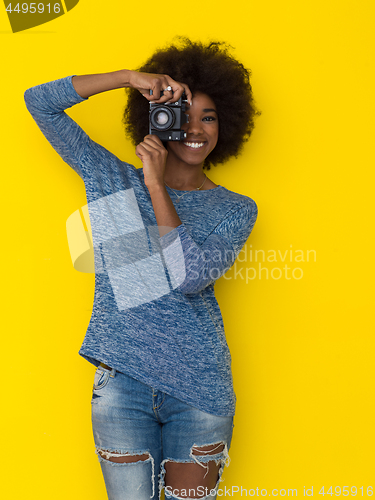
[1,0,374,498]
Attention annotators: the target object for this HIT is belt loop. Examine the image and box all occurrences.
[110,367,116,378]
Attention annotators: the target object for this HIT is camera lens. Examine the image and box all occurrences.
[150,106,175,130]
[155,111,169,126]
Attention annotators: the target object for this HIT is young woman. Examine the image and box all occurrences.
[24,38,259,500]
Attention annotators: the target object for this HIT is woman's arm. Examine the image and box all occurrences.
[71,72,192,236]
[160,200,258,295]
[24,70,192,176]
[147,183,183,237]
[134,134,182,236]
[71,70,127,99]
[72,70,192,103]
[24,76,92,177]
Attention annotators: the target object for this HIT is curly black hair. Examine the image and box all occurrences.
[123,37,260,170]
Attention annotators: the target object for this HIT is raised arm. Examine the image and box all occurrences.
[24,70,192,177]
[72,70,192,103]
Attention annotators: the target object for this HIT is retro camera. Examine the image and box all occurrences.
[149,90,189,141]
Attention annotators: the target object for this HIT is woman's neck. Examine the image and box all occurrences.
[163,158,206,190]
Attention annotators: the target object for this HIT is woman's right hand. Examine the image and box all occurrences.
[126,70,192,105]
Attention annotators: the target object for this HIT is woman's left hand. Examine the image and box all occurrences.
[135,135,168,189]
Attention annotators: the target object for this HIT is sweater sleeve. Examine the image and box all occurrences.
[24,76,91,179]
[160,199,258,295]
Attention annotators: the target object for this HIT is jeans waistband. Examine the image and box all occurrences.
[99,362,116,377]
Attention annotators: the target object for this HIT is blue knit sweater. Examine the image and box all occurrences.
[24,76,258,416]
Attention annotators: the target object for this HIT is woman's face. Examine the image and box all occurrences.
[166,92,219,167]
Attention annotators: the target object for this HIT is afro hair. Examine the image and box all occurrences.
[123,37,260,170]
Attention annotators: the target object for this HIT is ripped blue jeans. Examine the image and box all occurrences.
[91,364,234,500]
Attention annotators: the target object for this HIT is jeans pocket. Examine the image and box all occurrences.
[93,367,111,391]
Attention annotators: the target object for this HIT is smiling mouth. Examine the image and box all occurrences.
[183,141,206,149]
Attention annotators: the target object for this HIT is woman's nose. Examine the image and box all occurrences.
[184,117,203,135]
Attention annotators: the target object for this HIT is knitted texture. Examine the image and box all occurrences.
[24,76,258,416]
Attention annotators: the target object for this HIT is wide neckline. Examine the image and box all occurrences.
[139,168,223,193]
[165,184,223,193]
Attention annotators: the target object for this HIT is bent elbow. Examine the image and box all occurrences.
[177,281,204,295]
[24,88,33,110]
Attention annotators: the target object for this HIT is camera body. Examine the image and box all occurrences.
[149,93,189,141]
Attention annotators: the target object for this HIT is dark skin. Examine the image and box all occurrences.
[73,70,225,497]
[136,91,219,237]
[97,443,225,498]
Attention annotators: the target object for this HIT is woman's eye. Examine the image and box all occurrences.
[202,116,216,122]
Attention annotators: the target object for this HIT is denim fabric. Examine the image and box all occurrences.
[91,365,234,500]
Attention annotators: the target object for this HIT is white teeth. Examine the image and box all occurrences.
[184,142,205,149]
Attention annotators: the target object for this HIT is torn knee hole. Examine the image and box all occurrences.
[191,442,225,456]
[97,449,150,463]
[190,442,230,477]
